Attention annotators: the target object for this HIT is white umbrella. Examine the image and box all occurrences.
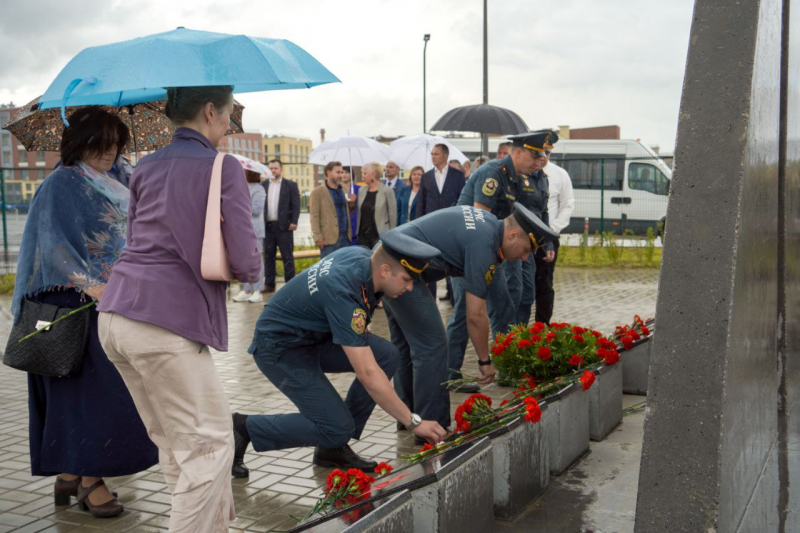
[308,136,392,166]
[389,134,469,171]
[229,153,273,178]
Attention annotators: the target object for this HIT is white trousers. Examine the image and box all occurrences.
[99,312,235,533]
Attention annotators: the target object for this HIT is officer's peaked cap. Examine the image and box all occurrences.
[511,202,559,249]
[508,130,559,155]
[378,230,442,280]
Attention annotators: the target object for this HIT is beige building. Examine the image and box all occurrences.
[262,135,314,194]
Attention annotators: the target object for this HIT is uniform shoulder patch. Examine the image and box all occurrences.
[481,177,499,196]
[351,308,368,334]
[485,264,497,285]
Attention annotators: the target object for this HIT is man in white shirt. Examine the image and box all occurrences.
[262,159,301,293]
[534,157,575,324]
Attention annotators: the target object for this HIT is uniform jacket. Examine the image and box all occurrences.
[419,166,466,216]
[310,183,352,246]
[262,178,301,232]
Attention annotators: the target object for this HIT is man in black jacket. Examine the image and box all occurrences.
[262,160,301,293]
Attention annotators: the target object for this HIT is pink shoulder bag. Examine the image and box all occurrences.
[201,153,233,281]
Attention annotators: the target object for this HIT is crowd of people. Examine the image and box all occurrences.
[10,83,575,531]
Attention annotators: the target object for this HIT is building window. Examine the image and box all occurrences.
[37,170,46,181]
[36,151,45,162]
[18,148,27,163]
[275,144,281,159]
[19,169,29,180]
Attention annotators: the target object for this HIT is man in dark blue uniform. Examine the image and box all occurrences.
[448,133,556,391]
[231,233,447,477]
[385,203,557,435]
[509,131,558,326]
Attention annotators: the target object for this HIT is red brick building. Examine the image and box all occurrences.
[564,125,621,140]
[217,132,263,162]
[1,103,62,183]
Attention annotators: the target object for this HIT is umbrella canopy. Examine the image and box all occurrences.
[4,96,245,153]
[430,103,529,135]
[308,136,392,166]
[389,134,469,171]
[37,27,339,121]
[229,154,272,178]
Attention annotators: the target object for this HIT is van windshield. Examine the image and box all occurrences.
[628,163,670,195]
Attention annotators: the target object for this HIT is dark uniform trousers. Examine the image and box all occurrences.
[246,334,398,452]
[384,280,452,428]
[514,255,537,326]
[264,222,295,288]
[534,238,559,325]
[446,267,515,382]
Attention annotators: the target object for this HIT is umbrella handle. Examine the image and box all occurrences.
[60,77,98,127]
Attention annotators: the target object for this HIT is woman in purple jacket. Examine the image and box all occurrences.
[97,86,262,532]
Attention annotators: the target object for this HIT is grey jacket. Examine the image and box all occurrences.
[356,183,397,234]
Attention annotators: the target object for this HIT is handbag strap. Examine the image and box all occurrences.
[205,153,226,231]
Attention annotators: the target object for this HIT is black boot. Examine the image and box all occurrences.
[313,444,378,470]
[446,382,480,393]
[232,413,250,478]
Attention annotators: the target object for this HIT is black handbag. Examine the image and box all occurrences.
[3,298,91,377]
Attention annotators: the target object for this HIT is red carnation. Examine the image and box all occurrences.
[530,334,543,343]
[603,348,620,365]
[545,332,556,342]
[516,339,532,349]
[537,346,552,361]
[421,443,434,452]
[374,462,393,476]
[630,330,641,341]
[580,370,596,391]
[571,326,584,335]
[326,469,350,491]
[569,354,583,367]
[500,399,510,407]
[531,322,546,334]
[641,326,651,336]
[573,334,585,343]
[591,330,603,338]
[621,336,634,350]
[523,397,542,423]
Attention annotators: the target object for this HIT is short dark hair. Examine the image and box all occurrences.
[244,169,261,184]
[60,107,130,166]
[324,161,342,176]
[164,86,234,124]
[498,142,512,149]
[268,159,283,167]
[433,143,450,157]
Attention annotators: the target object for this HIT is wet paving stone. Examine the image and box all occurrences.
[0,267,658,531]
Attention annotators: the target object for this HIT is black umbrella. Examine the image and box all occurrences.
[430,104,529,136]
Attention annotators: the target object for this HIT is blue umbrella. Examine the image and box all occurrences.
[38,27,340,124]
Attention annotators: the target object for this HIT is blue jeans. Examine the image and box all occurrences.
[383,280,451,428]
[515,255,536,326]
[445,264,516,381]
[243,240,265,292]
[320,235,351,258]
[246,335,398,451]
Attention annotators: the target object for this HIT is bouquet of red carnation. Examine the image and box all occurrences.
[491,321,612,382]
[303,467,376,521]
[613,315,652,351]
[454,393,494,432]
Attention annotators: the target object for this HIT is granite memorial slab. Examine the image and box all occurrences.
[589,363,623,441]
[621,336,653,395]
[288,490,413,533]
[543,382,590,476]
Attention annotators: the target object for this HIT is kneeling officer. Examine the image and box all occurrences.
[231,232,447,477]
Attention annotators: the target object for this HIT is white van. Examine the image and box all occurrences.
[549,139,672,235]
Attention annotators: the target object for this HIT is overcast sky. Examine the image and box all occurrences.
[0,0,694,152]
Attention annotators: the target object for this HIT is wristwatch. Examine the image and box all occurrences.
[478,358,493,366]
[408,413,422,430]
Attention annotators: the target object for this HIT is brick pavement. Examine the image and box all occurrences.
[0,267,658,532]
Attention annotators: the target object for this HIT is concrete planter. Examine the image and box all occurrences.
[289,490,414,533]
[410,437,494,533]
[589,363,623,441]
[489,413,550,521]
[621,336,653,395]
[543,383,590,476]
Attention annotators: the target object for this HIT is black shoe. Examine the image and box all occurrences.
[313,445,378,470]
[396,422,407,431]
[446,382,480,393]
[232,413,250,478]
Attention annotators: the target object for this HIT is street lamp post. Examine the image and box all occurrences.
[423,34,430,133]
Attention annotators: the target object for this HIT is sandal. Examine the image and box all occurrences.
[76,479,124,518]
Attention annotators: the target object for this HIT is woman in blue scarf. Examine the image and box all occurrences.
[12,108,157,518]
